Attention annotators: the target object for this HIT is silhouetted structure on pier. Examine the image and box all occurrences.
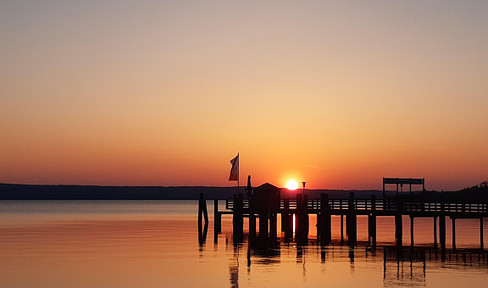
[208,178,488,262]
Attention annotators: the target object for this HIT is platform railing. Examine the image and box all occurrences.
[225,198,488,214]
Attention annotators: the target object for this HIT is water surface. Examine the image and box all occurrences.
[1,200,487,288]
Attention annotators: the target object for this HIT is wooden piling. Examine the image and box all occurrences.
[480,217,484,250]
[249,211,256,240]
[433,216,437,248]
[395,197,403,247]
[452,217,456,251]
[368,195,377,249]
[410,216,414,247]
[233,193,244,243]
[439,199,446,260]
[395,214,403,247]
[296,193,309,245]
[282,199,292,242]
[270,212,277,242]
[346,192,357,246]
[214,199,221,235]
[198,193,209,245]
[249,196,256,241]
[341,214,344,244]
[319,193,331,246]
[258,205,268,241]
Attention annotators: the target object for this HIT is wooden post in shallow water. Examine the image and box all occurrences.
[319,193,331,246]
[282,199,293,242]
[410,216,415,247]
[346,192,357,246]
[480,217,484,250]
[214,199,221,235]
[368,195,377,249]
[295,193,309,245]
[452,217,456,251]
[340,214,344,244]
[395,197,403,247]
[433,216,438,248]
[198,193,209,245]
[439,199,446,260]
[249,199,256,242]
[233,193,244,244]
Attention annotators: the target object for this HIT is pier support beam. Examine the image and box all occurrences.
[452,217,456,251]
[198,193,209,245]
[410,216,414,247]
[341,214,344,244]
[346,192,357,246]
[433,216,437,248]
[214,199,221,235]
[270,212,277,242]
[440,216,446,260]
[395,214,403,247]
[259,208,268,241]
[296,193,309,245]
[282,199,293,242]
[319,193,332,246]
[233,193,244,244]
[395,197,403,247]
[481,217,484,250]
[368,195,377,249]
[440,199,446,260]
[249,195,256,242]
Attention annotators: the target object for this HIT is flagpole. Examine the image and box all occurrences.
[237,153,240,195]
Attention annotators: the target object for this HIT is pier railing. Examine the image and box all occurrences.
[225,198,488,214]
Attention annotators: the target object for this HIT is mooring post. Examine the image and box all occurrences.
[199,193,209,227]
[198,193,204,231]
[199,193,209,245]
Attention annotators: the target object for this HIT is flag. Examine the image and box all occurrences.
[229,153,239,181]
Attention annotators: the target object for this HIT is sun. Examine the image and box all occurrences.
[286,180,299,190]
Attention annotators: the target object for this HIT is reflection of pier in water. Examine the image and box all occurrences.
[219,241,488,288]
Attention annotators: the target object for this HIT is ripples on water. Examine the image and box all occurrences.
[1,200,487,288]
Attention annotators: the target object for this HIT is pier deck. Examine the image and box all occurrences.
[210,194,488,253]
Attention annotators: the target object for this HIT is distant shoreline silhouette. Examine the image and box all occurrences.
[0,183,486,201]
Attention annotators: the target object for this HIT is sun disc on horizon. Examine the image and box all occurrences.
[286,180,299,190]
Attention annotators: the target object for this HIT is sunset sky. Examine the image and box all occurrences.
[1,1,487,190]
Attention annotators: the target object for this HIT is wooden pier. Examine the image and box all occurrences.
[211,183,488,252]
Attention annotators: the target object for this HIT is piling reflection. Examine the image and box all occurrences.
[207,230,488,288]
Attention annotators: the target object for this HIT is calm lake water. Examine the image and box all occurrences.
[1,200,488,288]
